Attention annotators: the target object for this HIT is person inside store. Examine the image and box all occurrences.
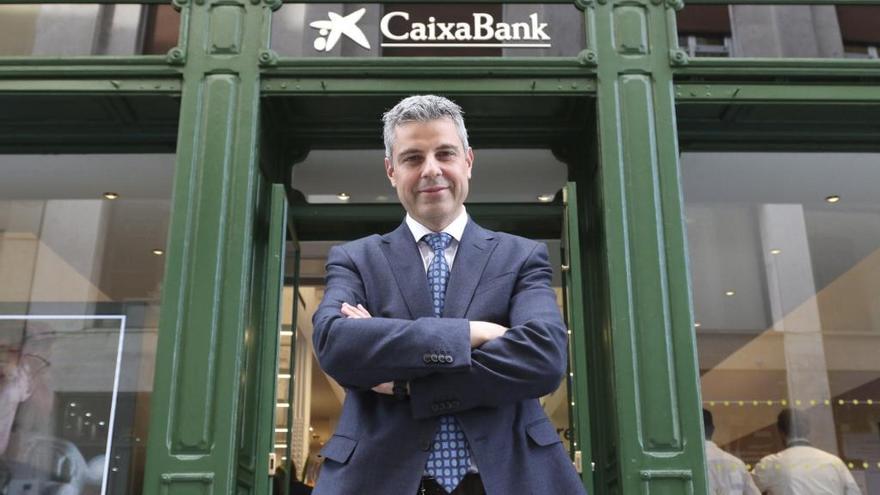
[752,408,862,495]
[311,95,586,495]
[702,408,760,495]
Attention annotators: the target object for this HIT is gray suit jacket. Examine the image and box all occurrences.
[312,219,586,495]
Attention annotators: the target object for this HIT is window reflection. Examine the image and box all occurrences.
[677,5,880,59]
[0,153,175,495]
[0,5,179,56]
[683,152,880,494]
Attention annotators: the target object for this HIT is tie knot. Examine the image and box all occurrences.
[423,232,453,253]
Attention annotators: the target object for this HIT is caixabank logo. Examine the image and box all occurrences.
[309,8,552,52]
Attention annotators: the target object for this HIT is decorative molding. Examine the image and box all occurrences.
[159,473,214,495]
[209,5,245,56]
[258,49,280,67]
[666,0,685,11]
[166,47,186,65]
[614,6,649,56]
[640,469,693,480]
[578,49,599,66]
[574,0,593,11]
[669,49,689,65]
[264,0,283,10]
[171,0,188,11]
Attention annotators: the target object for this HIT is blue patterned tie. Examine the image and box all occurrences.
[423,232,471,493]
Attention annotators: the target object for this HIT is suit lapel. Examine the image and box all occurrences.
[379,222,434,319]
[443,220,498,318]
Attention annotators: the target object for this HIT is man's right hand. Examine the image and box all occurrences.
[469,321,508,348]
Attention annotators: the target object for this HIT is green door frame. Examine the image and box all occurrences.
[13,1,880,494]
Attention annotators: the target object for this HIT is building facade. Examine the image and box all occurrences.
[1,2,879,495]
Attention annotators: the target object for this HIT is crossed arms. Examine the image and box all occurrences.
[311,242,568,419]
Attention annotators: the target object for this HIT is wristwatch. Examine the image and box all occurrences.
[392,380,408,401]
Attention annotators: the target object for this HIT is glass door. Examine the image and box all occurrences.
[561,181,594,492]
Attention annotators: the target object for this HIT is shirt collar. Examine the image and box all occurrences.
[406,207,468,244]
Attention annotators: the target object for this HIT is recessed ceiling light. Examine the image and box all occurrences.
[694,322,702,328]
[770,249,782,255]
[537,194,555,203]
[337,193,350,201]
[152,248,164,256]
[375,195,388,201]
[825,195,840,204]
[725,290,736,297]
[103,192,119,200]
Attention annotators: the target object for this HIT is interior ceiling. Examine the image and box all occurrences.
[263,94,593,151]
[292,148,568,204]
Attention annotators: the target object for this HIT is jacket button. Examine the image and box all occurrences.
[423,354,431,364]
[430,353,439,363]
[444,355,453,364]
[431,404,440,412]
[452,400,461,408]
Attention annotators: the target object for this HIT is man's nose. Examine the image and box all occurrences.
[421,157,442,177]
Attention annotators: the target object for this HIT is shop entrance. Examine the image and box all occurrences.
[251,92,600,494]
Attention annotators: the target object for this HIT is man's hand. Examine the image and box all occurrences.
[341,302,371,318]
[469,321,508,348]
[371,381,394,395]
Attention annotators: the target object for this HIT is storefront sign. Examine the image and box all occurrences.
[309,8,552,52]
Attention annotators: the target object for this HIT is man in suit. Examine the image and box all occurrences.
[311,95,586,495]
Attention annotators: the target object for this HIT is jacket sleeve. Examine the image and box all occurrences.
[312,244,472,389]
[406,242,568,419]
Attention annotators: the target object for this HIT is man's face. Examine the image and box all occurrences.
[385,118,473,230]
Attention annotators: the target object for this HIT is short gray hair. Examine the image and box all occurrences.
[382,95,469,159]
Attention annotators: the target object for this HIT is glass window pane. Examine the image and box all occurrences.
[271,3,585,58]
[683,151,880,495]
[0,153,176,494]
[677,4,880,59]
[0,5,179,56]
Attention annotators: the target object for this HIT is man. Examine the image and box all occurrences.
[752,408,861,495]
[311,95,586,495]
[702,409,760,495]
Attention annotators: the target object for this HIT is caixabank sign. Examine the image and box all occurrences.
[309,8,553,52]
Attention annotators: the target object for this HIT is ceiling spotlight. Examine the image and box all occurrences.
[537,194,555,203]
[725,290,736,297]
[825,195,840,204]
[375,195,389,201]
[309,426,314,432]
[152,249,164,256]
[103,192,119,200]
[694,322,702,328]
[770,249,782,255]
[337,193,350,201]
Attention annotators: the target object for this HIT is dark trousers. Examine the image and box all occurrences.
[418,473,486,495]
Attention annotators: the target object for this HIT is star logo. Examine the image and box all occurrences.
[309,8,371,52]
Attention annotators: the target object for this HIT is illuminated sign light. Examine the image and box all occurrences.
[309,8,552,52]
[381,12,551,48]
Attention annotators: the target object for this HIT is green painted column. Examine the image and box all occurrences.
[588,0,708,492]
[142,1,280,494]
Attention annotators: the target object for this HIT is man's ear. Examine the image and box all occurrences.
[465,147,474,179]
[384,157,396,187]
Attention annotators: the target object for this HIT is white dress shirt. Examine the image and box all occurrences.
[405,207,468,271]
[752,444,862,495]
[705,441,761,495]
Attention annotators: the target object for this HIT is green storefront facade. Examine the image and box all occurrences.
[1,2,879,495]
